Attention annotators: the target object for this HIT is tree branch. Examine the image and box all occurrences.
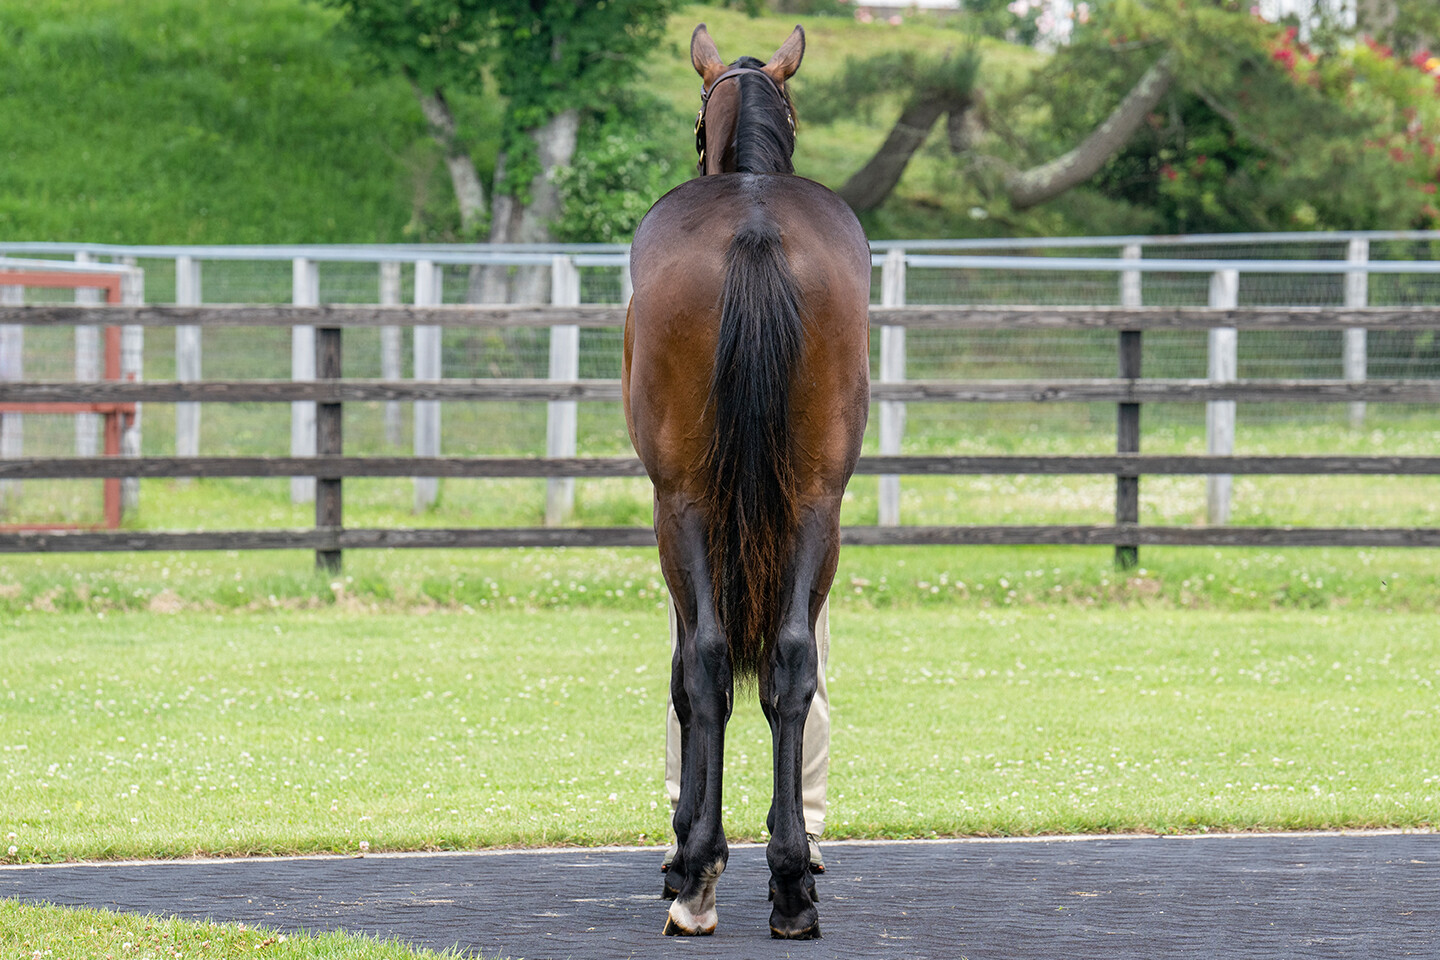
[838,92,967,213]
[1004,51,1176,210]
[408,75,489,235]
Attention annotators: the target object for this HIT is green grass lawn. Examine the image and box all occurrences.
[3,599,1435,865]
[3,543,1436,956]
[1,901,467,960]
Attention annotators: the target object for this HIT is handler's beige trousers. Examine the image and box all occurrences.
[665,598,830,837]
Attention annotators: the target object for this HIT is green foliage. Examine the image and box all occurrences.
[774,0,854,15]
[322,1,677,200]
[804,45,981,124]
[317,0,490,90]
[699,0,768,15]
[552,96,688,243]
[964,0,1044,45]
[492,1,676,197]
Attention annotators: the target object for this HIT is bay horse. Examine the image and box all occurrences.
[622,23,871,939]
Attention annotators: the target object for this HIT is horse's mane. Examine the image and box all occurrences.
[731,56,795,175]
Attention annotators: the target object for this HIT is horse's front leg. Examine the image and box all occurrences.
[658,499,733,936]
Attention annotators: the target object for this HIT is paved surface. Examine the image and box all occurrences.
[4,834,1438,959]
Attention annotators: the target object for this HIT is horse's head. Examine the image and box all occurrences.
[690,24,803,176]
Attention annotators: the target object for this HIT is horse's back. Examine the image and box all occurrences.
[626,174,871,493]
[630,174,869,317]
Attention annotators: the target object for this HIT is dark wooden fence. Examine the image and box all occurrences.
[2,302,1438,569]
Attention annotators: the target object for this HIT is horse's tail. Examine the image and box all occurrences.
[703,220,804,680]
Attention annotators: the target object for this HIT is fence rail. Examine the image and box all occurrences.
[1,525,1437,556]
[3,453,1439,480]
[0,301,1437,566]
[3,376,1440,404]
[6,303,1440,329]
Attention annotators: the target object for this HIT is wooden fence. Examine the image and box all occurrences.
[0,301,1438,569]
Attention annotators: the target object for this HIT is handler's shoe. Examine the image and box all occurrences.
[808,834,825,874]
[660,842,678,873]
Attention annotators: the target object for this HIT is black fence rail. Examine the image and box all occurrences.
[0,303,1437,569]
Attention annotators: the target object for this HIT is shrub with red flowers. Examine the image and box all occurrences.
[1012,0,1440,233]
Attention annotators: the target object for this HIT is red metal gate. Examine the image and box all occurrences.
[0,268,137,529]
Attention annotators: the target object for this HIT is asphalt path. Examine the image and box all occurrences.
[3,833,1437,959]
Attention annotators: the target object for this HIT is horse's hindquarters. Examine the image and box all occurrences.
[626,174,870,495]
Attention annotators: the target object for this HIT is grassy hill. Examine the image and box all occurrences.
[0,1,1035,244]
[0,0,481,243]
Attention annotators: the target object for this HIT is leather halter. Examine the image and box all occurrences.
[694,66,796,171]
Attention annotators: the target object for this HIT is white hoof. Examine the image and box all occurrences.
[664,898,717,936]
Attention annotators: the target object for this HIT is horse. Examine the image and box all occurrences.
[622,23,872,940]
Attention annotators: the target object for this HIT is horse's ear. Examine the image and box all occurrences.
[691,24,725,85]
[762,25,805,84]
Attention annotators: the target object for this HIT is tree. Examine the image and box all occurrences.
[807,0,1440,233]
[805,40,1171,215]
[321,0,674,300]
[804,50,981,212]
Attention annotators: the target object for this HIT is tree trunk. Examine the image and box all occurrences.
[476,108,581,304]
[410,80,488,234]
[947,89,985,156]
[1004,53,1174,210]
[838,94,954,213]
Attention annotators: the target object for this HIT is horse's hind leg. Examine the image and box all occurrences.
[656,496,733,936]
[761,508,835,940]
[661,601,688,902]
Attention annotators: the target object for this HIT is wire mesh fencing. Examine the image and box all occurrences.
[2,233,1438,531]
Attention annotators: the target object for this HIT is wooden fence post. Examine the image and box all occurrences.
[175,256,202,472]
[379,261,403,448]
[103,325,123,528]
[1207,269,1239,525]
[546,255,580,526]
[119,258,144,513]
[316,326,343,573]
[620,252,634,307]
[1344,238,1369,430]
[74,252,101,457]
[413,259,442,512]
[1120,243,1143,310]
[291,257,318,504]
[0,283,21,506]
[1116,243,1143,569]
[878,248,906,527]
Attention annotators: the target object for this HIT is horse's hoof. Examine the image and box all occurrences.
[661,873,681,901]
[664,901,716,936]
[770,919,822,940]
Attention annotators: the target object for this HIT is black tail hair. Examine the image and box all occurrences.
[702,220,803,680]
